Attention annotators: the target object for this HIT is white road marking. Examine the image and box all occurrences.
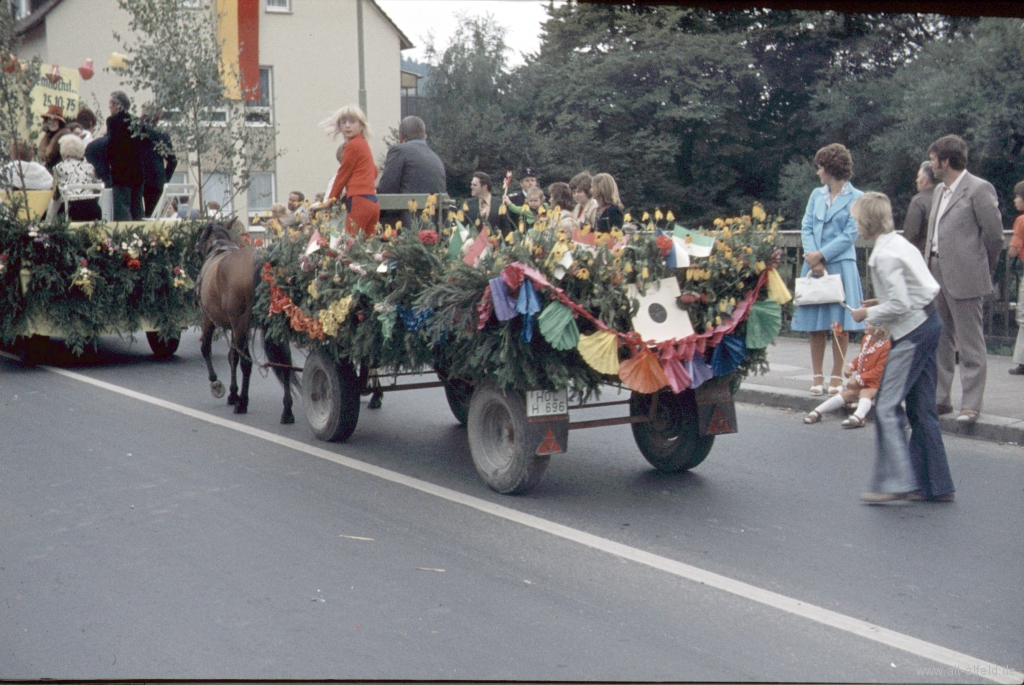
[39,364,1024,684]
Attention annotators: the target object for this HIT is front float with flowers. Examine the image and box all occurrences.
[257,197,791,494]
[0,209,205,359]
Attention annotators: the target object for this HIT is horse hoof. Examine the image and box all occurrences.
[233,404,248,414]
[227,393,240,406]
[281,412,295,425]
[210,381,225,399]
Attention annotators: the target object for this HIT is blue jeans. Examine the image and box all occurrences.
[869,308,954,496]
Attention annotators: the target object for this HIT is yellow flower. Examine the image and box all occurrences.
[594,233,611,248]
[719,300,728,312]
[307,280,319,299]
[641,266,649,279]
[751,203,766,221]
[319,295,354,337]
[395,220,402,230]
[624,263,634,274]
[498,203,507,215]
[383,226,394,239]
[462,202,469,213]
[713,218,725,228]
[654,208,663,222]
[505,231,515,244]
[579,224,591,236]
[666,210,675,222]
[721,227,732,240]
[755,260,767,273]
[642,211,650,222]
[624,213,632,223]
[576,268,590,280]
[408,199,419,213]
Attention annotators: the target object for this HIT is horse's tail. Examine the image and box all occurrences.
[263,334,301,392]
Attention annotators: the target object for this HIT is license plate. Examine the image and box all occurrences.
[526,388,568,418]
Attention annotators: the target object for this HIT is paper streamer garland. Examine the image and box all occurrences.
[537,302,580,351]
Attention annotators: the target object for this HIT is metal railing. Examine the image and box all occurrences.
[774,230,1020,350]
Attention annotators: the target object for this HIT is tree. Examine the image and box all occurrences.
[113,0,277,210]
[420,14,535,198]
[0,7,40,198]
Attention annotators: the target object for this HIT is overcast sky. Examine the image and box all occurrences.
[375,0,557,66]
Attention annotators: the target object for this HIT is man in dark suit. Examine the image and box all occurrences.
[139,109,177,218]
[505,166,538,209]
[465,171,502,230]
[106,91,145,220]
[902,160,936,255]
[924,135,1004,424]
[377,116,446,228]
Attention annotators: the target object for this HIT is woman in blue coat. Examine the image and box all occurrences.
[792,143,865,395]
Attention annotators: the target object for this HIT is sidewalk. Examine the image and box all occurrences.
[736,336,1024,445]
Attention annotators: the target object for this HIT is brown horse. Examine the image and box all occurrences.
[196,221,298,423]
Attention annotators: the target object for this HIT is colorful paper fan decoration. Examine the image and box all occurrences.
[745,299,782,350]
[659,343,693,394]
[537,302,580,351]
[685,354,714,390]
[766,268,792,305]
[489,276,518,321]
[577,330,620,375]
[618,347,669,394]
[515,279,541,342]
[710,334,747,377]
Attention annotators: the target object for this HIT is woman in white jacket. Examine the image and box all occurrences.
[849,192,955,504]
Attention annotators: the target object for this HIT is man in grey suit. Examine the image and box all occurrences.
[902,160,936,255]
[377,116,446,228]
[924,135,1004,424]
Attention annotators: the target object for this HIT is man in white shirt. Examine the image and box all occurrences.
[923,135,1004,424]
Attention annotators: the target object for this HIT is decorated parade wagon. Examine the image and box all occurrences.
[0,194,204,362]
[256,197,792,494]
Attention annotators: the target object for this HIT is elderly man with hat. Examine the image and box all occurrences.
[37,104,71,171]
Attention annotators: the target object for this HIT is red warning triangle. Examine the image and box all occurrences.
[536,429,562,455]
[707,405,733,435]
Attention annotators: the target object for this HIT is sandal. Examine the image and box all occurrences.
[828,375,843,395]
[809,374,825,396]
[804,410,823,424]
[841,414,866,428]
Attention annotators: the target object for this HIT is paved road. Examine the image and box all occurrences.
[2,332,1022,681]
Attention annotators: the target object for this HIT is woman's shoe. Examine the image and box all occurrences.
[804,410,823,424]
[1009,365,1024,376]
[841,414,866,428]
[809,374,825,396]
[828,375,843,395]
[860,491,912,504]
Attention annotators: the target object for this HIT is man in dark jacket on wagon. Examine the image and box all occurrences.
[376,116,446,228]
[106,91,145,220]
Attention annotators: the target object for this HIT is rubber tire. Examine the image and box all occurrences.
[630,389,714,473]
[442,376,474,425]
[13,335,48,366]
[146,331,180,358]
[467,382,549,495]
[304,349,360,442]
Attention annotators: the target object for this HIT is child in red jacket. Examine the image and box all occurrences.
[805,322,890,428]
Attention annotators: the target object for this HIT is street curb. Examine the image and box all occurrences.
[736,383,1024,446]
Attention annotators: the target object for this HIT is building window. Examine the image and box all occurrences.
[247,172,275,214]
[245,67,273,126]
[200,171,234,214]
[266,0,290,12]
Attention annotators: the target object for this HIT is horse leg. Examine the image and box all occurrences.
[227,335,240,406]
[201,316,225,399]
[264,335,296,424]
[233,326,251,414]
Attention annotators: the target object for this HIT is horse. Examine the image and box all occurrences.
[195,221,299,423]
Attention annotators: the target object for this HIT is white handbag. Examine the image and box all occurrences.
[793,273,846,306]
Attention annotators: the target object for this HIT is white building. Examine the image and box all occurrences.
[13,0,412,215]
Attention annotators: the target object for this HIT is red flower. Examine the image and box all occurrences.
[831,321,844,335]
[0,253,8,262]
[254,238,264,247]
[655,234,674,256]
[127,259,141,270]
[173,266,181,275]
[418,229,439,245]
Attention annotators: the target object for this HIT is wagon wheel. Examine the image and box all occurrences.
[467,382,549,495]
[443,377,474,425]
[146,331,180,358]
[303,349,361,442]
[630,389,714,473]
[11,335,49,366]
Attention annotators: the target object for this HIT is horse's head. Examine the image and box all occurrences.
[196,221,236,259]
